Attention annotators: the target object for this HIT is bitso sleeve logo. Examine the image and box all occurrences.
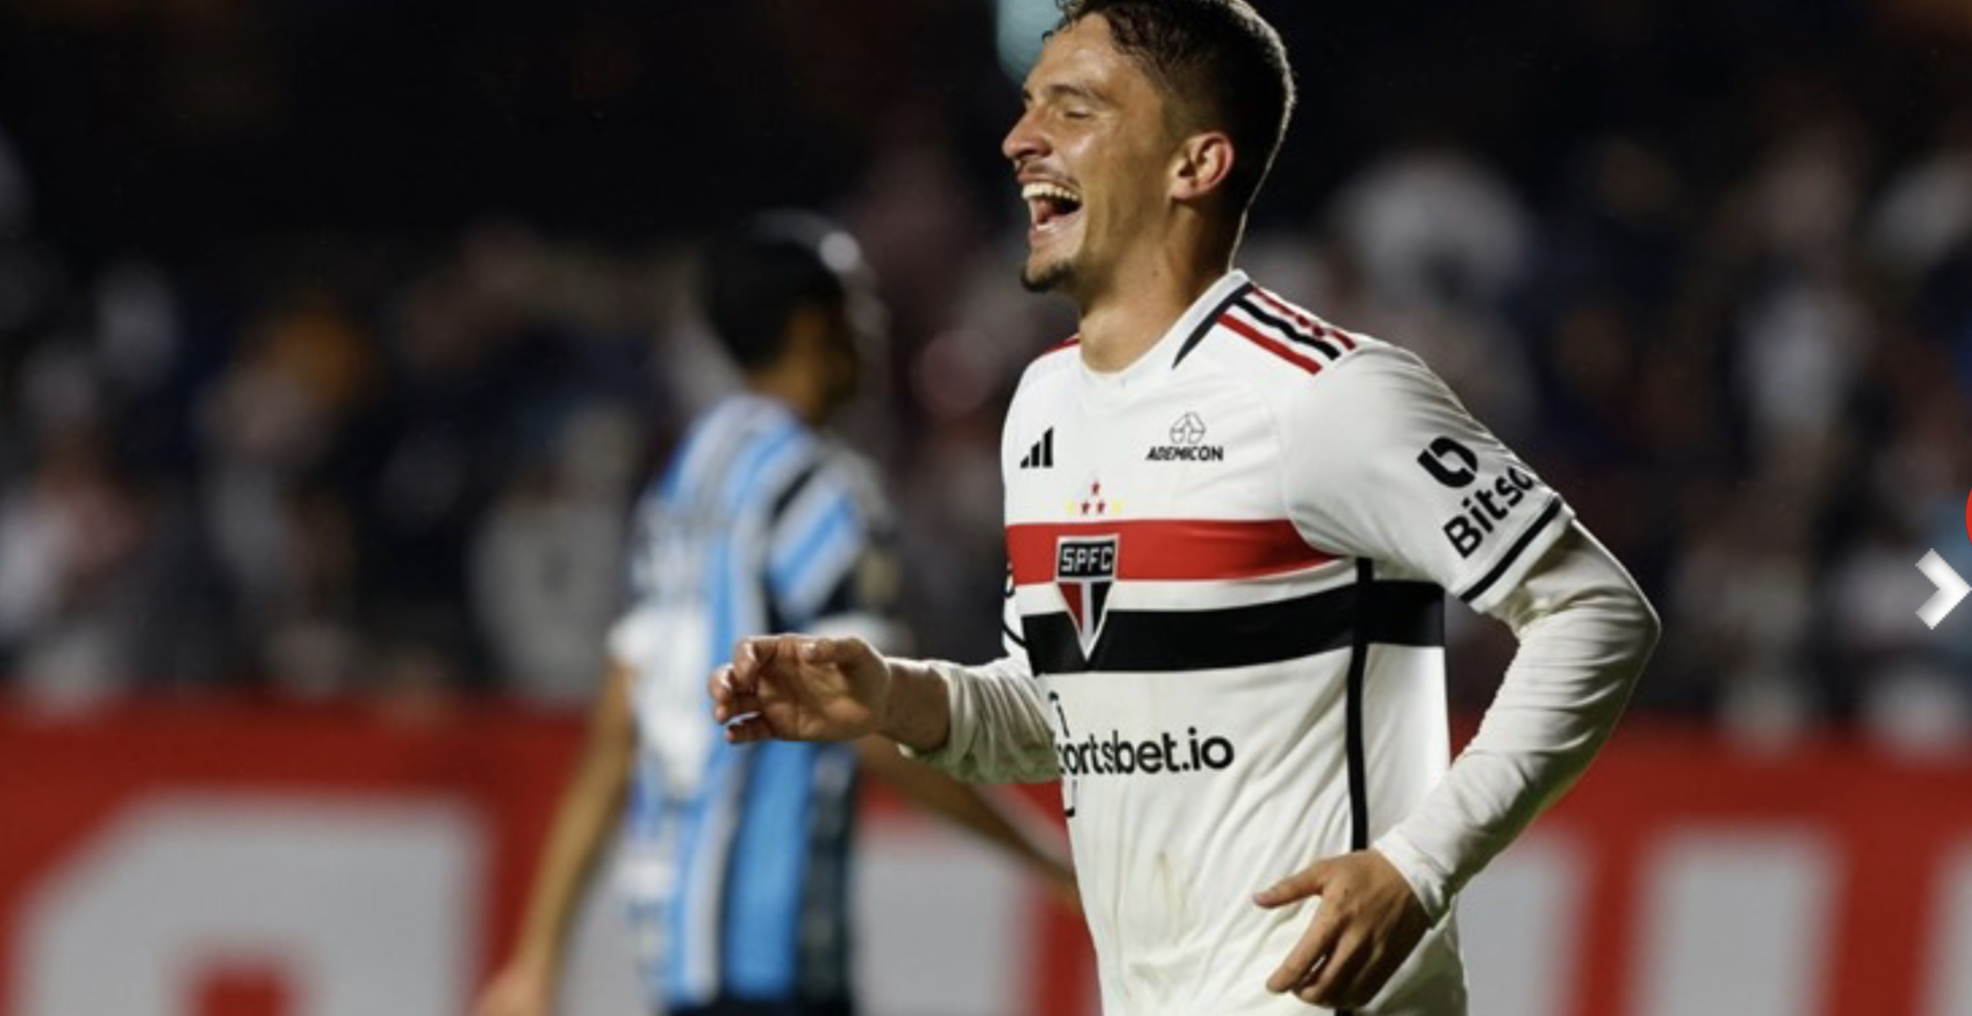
[1416,436,1479,487]
[1417,435,1541,558]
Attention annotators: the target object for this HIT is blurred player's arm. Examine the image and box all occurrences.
[855,736,1077,909]
[714,626,1072,900]
[475,659,638,1016]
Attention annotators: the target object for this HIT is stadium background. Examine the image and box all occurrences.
[1,0,1971,1013]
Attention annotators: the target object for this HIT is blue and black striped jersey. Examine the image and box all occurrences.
[605,393,899,1010]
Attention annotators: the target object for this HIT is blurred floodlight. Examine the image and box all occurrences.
[996,0,1057,83]
[819,231,863,275]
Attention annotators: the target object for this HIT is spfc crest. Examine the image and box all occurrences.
[1055,535,1118,655]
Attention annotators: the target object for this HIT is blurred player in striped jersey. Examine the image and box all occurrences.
[476,212,1073,1016]
[715,2,1659,1014]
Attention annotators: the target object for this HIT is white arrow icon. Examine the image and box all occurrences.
[1917,550,1970,629]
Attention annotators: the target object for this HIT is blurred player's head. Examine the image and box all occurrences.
[699,211,880,423]
[1005,0,1294,301]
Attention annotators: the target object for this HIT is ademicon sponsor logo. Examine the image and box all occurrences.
[1145,411,1226,462]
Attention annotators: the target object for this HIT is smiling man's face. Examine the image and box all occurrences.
[1002,14,1185,300]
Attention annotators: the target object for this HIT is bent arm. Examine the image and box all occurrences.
[1374,522,1660,922]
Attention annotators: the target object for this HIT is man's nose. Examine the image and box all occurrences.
[1002,109,1047,167]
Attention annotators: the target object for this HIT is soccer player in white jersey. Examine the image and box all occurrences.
[713,3,1659,1014]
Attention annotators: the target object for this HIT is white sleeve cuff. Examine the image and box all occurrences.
[1373,829,1455,926]
[897,657,1058,784]
[897,661,975,767]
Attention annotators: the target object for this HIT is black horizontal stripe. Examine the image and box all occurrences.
[1235,296,1342,359]
[1458,494,1566,604]
[1022,580,1443,675]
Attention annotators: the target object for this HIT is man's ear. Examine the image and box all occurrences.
[1171,131,1235,203]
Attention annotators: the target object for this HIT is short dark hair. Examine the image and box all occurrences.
[698,211,862,371]
[1055,0,1295,217]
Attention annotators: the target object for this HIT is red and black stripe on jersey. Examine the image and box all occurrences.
[1007,518,1332,582]
[1005,518,1443,675]
[1250,286,1358,353]
[1173,281,1361,375]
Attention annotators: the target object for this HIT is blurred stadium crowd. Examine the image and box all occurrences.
[0,0,1969,745]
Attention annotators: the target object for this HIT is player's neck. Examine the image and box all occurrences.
[1075,236,1233,374]
[746,365,827,428]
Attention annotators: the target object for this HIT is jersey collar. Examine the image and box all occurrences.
[1078,269,1251,401]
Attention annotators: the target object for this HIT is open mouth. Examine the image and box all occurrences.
[1022,181,1084,240]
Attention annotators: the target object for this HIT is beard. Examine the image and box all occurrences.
[1020,255,1074,294]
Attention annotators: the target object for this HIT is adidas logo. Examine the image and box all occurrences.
[1019,428,1055,469]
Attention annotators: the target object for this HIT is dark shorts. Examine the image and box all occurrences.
[671,999,854,1016]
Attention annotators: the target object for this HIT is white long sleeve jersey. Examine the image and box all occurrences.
[912,271,1656,1016]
